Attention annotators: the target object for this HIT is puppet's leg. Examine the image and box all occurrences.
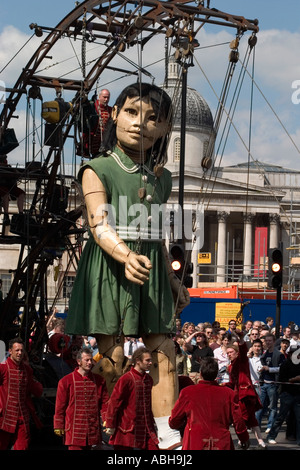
[143,334,181,450]
[92,334,125,395]
[143,334,178,417]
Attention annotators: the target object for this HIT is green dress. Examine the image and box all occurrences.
[66,147,174,337]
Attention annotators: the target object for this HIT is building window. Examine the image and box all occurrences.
[63,275,76,299]
[174,137,180,162]
[0,273,12,297]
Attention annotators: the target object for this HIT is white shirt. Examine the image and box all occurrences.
[213,347,229,370]
[124,339,145,357]
[213,347,230,383]
[288,338,300,351]
[249,355,263,385]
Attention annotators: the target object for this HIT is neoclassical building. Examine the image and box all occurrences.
[164,57,300,291]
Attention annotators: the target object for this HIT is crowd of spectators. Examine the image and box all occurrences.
[173,316,300,447]
[40,310,300,448]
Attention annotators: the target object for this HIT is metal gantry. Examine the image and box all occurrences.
[0,0,259,354]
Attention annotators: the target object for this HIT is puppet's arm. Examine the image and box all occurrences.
[82,168,152,285]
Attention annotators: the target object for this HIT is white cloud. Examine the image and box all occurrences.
[2,22,300,169]
[0,26,40,84]
[254,29,300,91]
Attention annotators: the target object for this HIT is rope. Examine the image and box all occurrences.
[240,58,300,156]
[191,34,300,250]
[0,10,271,341]
[191,40,255,212]
[81,10,87,79]
[254,379,300,386]
[241,43,256,295]
[168,37,255,303]
[0,33,35,74]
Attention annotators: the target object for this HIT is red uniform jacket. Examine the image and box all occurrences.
[53,368,109,446]
[169,380,249,450]
[105,368,159,449]
[226,342,262,428]
[91,101,112,154]
[0,357,43,433]
[227,343,259,400]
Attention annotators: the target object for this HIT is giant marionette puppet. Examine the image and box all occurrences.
[66,82,190,437]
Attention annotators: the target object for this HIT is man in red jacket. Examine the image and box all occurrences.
[226,333,267,449]
[0,337,43,450]
[169,357,250,450]
[53,347,109,450]
[104,347,159,450]
[90,88,112,157]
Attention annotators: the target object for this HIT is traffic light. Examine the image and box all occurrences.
[170,243,185,279]
[169,243,194,287]
[184,261,194,288]
[268,248,283,289]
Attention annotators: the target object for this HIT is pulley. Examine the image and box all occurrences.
[229,49,239,63]
[248,33,258,49]
[28,86,43,101]
[201,156,212,170]
[134,15,144,29]
[29,23,43,37]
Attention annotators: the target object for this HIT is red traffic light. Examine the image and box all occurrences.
[268,248,283,289]
[169,243,185,279]
[271,262,281,273]
[169,243,194,287]
[171,260,182,271]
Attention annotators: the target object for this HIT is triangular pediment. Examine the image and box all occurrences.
[170,171,285,200]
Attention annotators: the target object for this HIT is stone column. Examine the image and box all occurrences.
[243,213,255,278]
[269,214,280,248]
[191,245,198,288]
[216,211,229,283]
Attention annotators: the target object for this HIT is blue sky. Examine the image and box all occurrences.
[1,1,300,169]
[1,1,300,34]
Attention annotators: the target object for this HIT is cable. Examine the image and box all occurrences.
[0,33,35,74]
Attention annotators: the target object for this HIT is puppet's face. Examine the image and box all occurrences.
[112,95,169,161]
